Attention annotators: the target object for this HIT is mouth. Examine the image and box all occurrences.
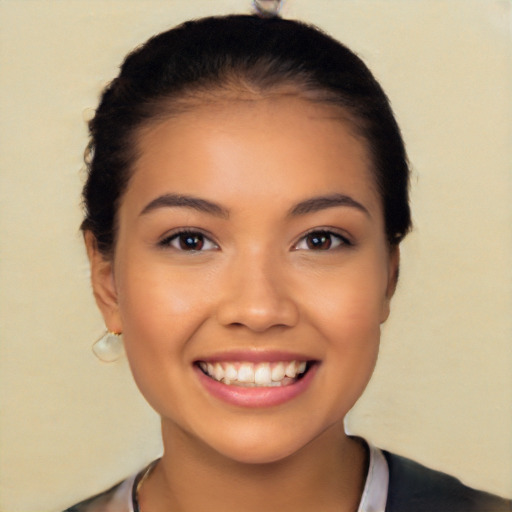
[196,360,312,387]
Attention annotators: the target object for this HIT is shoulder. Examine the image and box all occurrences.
[62,475,134,512]
[383,450,512,512]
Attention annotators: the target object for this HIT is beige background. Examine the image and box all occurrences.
[0,1,511,510]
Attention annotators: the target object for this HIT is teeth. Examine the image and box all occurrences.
[213,363,224,381]
[199,360,309,387]
[254,363,272,386]
[238,363,255,382]
[284,361,297,378]
[225,363,237,381]
[271,362,285,381]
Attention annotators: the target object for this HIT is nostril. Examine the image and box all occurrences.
[216,277,300,331]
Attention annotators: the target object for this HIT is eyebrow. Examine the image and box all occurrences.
[288,193,370,217]
[139,193,229,218]
[139,192,369,219]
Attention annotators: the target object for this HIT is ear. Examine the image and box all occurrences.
[84,231,123,333]
[380,245,400,323]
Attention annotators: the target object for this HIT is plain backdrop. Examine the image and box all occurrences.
[0,1,511,510]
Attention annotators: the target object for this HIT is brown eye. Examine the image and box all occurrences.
[305,232,332,250]
[295,230,350,251]
[177,233,204,251]
[160,231,218,251]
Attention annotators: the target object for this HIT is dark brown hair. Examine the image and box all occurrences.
[81,14,411,255]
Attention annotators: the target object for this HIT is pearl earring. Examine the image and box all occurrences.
[92,331,124,362]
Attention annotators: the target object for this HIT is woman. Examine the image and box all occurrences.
[65,7,511,512]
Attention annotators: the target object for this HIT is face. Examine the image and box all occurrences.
[88,96,398,464]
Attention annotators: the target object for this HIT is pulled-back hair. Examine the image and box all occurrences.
[81,14,411,255]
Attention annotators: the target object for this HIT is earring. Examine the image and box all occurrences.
[92,331,124,362]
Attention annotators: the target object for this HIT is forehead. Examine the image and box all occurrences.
[126,96,380,216]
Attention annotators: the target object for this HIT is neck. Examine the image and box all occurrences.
[139,420,368,512]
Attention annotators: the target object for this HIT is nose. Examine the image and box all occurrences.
[216,251,299,332]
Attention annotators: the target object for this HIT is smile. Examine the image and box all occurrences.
[194,353,319,408]
[198,360,309,387]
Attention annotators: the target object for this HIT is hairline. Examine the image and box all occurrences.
[89,80,387,259]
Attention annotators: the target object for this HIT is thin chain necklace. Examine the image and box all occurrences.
[133,460,158,512]
[133,447,368,512]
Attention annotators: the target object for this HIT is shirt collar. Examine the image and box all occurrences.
[358,443,389,512]
[127,441,389,512]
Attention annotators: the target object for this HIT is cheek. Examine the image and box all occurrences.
[304,259,387,392]
[114,256,215,358]
[314,275,384,413]
[113,263,213,417]
[307,262,389,335]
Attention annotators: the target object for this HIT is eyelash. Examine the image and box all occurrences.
[158,228,352,252]
[158,230,218,252]
[293,229,353,251]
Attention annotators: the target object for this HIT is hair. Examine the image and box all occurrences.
[81,14,411,256]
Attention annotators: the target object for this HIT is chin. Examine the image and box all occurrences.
[213,436,307,465]
[199,417,341,466]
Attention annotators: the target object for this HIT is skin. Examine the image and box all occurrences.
[86,95,399,512]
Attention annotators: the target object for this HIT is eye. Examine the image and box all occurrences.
[294,230,351,251]
[160,231,218,251]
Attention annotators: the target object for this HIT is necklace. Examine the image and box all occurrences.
[133,459,159,512]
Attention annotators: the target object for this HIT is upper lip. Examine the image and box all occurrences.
[194,349,317,364]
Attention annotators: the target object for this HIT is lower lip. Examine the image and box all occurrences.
[195,363,318,408]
